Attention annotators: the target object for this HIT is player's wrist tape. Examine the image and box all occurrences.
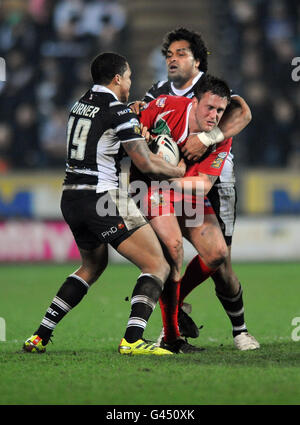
[197,127,224,147]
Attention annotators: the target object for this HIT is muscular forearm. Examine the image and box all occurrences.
[219,95,252,139]
[147,152,185,180]
[124,139,185,180]
[170,173,217,196]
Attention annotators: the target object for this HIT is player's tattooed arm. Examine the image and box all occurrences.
[219,95,252,138]
[123,138,151,164]
[123,139,186,180]
[206,174,218,186]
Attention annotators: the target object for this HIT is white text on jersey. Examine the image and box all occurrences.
[71,101,100,118]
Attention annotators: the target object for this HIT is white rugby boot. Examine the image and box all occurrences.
[234,332,260,350]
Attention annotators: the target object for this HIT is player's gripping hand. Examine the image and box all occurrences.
[181,133,208,162]
[177,158,186,175]
[156,153,186,176]
[130,101,147,115]
[140,124,150,143]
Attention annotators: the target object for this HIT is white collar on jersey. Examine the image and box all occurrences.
[92,84,119,101]
[177,102,194,144]
[170,72,204,96]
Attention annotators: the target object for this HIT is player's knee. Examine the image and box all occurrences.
[90,268,105,284]
[81,262,107,285]
[213,262,240,292]
[207,244,228,269]
[142,254,170,283]
[84,272,99,286]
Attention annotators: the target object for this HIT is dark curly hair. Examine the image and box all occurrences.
[194,74,231,103]
[161,27,208,73]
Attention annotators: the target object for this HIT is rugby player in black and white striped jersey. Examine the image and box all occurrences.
[23,52,187,356]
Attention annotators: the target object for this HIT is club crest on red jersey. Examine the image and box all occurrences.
[156,97,167,107]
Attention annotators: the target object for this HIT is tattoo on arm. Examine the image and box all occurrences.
[123,138,150,161]
[198,172,218,186]
[207,174,218,185]
[124,138,184,179]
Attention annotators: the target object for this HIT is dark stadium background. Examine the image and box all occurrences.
[0,0,299,264]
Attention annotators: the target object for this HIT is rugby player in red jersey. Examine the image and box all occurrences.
[131,27,259,352]
[131,75,243,352]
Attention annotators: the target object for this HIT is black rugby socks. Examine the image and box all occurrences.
[35,275,89,344]
[124,273,163,343]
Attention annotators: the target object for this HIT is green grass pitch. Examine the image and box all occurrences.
[0,262,300,405]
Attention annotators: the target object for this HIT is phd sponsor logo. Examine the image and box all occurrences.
[101,226,118,239]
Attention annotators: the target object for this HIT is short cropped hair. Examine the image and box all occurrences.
[161,27,208,73]
[91,52,128,85]
[194,74,231,103]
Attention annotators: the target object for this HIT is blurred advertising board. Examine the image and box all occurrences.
[241,169,300,214]
[0,221,80,262]
[0,171,299,262]
[0,173,62,219]
[231,216,300,261]
[1,170,300,218]
[0,217,299,263]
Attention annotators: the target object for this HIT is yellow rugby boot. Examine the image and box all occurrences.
[118,338,173,356]
[23,335,47,353]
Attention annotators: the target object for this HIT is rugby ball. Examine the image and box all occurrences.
[151,135,180,166]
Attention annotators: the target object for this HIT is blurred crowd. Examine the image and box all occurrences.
[0,0,299,171]
[0,0,128,171]
[222,0,300,168]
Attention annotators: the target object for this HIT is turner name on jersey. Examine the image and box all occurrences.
[70,101,101,118]
[64,85,144,193]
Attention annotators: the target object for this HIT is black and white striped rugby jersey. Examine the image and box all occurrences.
[143,72,204,103]
[64,85,144,193]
